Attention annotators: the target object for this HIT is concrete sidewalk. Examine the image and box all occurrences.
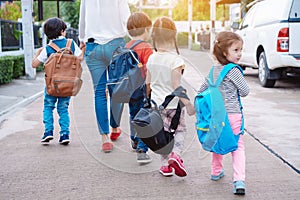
[0,50,299,199]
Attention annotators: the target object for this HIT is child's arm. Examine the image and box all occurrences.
[198,81,208,93]
[74,41,85,62]
[145,70,152,98]
[32,47,44,68]
[228,68,249,97]
[77,46,85,62]
[172,66,195,116]
[171,66,183,90]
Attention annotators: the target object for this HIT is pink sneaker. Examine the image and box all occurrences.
[168,152,187,177]
[159,165,174,177]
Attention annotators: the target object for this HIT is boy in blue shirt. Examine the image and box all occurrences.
[32,17,83,145]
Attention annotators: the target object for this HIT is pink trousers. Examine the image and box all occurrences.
[211,113,245,182]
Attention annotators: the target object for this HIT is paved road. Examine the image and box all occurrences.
[0,49,299,199]
[243,68,300,173]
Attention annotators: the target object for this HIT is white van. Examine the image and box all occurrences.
[235,0,300,87]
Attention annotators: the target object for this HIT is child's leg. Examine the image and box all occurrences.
[163,109,187,156]
[228,114,245,182]
[57,96,71,135]
[211,153,223,175]
[129,99,142,144]
[232,136,245,182]
[172,130,185,156]
[43,90,57,133]
[167,110,187,177]
[129,98,148,152]
[168,130,187,177]
[159,154,174,176]
[41,90,57,143]
[161,154,169,166]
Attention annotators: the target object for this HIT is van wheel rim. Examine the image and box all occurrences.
[259,58,266,82]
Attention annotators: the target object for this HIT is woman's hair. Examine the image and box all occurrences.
[127,12,152,37]
[43,17,67,40]
[151,16,179,54]
[213,31,243,65]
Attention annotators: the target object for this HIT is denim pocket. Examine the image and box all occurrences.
[85,43,97,57]
[107,38,126,60]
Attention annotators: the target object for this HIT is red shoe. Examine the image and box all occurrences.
[159,165,174,177]
[168,152,187,177]
[102,142,113,153]
[110,129,122,141]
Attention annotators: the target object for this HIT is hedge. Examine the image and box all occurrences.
[0,56,14,84]
[11,55,25,78]
[0,55,44,85]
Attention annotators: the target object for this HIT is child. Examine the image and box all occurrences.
[32,17,83,145]
[198,31,249,195]
[145,16,195,177]
[126,12,153,164]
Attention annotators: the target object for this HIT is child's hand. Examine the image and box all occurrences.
[80,42,86,50]
[185,101,195,116]
[32,47,44,68]
[35,47,43,56]
[180,98,195,116]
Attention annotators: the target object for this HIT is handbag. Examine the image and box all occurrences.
[132,86,189,155]
[132,100,174,155]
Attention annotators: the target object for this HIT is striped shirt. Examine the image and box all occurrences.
[198,64,250,113]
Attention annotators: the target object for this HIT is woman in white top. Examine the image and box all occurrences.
[78,0,130,153]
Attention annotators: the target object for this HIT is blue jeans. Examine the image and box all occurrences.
[85,38,125,135]
[129,97,148,152]
[43,88,71,135]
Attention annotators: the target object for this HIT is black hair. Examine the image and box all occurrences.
[43,17,67,40]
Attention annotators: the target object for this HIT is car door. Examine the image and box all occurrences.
[288,0,300,56]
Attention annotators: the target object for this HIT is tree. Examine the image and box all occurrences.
[33,1,57,22]
[143,9,169,20]
[0,2,22,20]
[32,0,80,28]
[192,0,211,21]
[172,0,228,21]
[60,0,81,29]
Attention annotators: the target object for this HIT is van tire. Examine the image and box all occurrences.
[258,52,276,88]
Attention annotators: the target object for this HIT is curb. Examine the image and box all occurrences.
[0,90,43,122]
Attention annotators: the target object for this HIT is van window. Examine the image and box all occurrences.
[240,6,255,29]
[289,0,300,22]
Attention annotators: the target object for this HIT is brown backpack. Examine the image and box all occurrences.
[44,39,83,97]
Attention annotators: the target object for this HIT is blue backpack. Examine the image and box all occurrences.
[194,63,244,155]
[107,40,145,103]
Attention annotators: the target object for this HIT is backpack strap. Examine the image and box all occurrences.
[48,41,61,52]
[208,63,239,86]
[160,86,189,109]
[65,39,73,52]
[219,63,243,83]
[128,40,144,50]
[48,39,73,53]
[128,40,144,68]
[159,86,190,133]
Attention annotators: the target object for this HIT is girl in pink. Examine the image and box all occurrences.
[198,31,249,195]
[146,17,195,177]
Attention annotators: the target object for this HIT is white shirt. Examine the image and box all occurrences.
[147,51,185,109]
[78,0,130,44]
